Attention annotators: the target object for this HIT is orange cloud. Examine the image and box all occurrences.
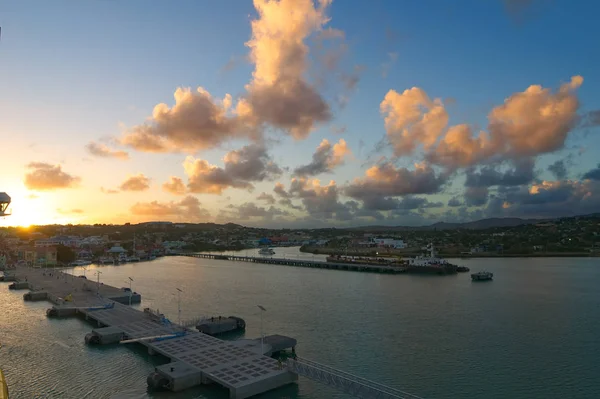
[85,142,129,160]
[24,162,81,191]
[162,176,186,196]
[119,174,151,191]
[293,138,351,176]
[130,195,209,221]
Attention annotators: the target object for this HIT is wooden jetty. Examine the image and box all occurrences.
[176,253,407,274]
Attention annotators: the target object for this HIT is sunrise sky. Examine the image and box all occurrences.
[1,0,600,228]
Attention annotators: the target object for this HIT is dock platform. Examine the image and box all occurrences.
[176,253,406,274]
[3,266,296,399]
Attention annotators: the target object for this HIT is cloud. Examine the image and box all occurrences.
[380,87,449,156]
[256,192,276,204]
[100,187,119,194]
[581,109,600,128]
[121,88,251,153]
[273,182,292,198]
[220,202,290,221]
[345,162,447,201]
[237,0,334,139]
[360,195,443,211]
[381,77,583,169]
[24,162,81,191]
[119,174,151,191]
[582,164,600,181]
[293,138,351,176]
[130,195,210,221]
[278,198,303,210]
[288,177,353,220]
[465,186,489,206]
[56,208,84,215]
[184,144,282,194]
[448,197,462,207]
[465,158,535,188]
[381,52,398,78]
[85,142,129,160]
[330,125,346,135]
[548,159,568,180]
[162,176,186,196]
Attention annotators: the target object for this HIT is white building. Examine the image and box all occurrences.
[374,238,406,249]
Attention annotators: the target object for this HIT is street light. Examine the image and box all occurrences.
[176,288,183,325]
[128,277,134,306]
[95,271,102,295]
[257,305,266,354]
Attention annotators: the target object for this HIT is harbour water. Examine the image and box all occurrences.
[1,247,599,398]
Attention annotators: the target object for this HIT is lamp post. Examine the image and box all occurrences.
[95,270,102,295]
[128,277,134,306]
[176,288,182,325]
[257,305,266,354]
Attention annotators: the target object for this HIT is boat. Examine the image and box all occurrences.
[405,244,459,275]
[0,368,8,399]
[70,259,92,266]
[196,316,246,336]
[326,254,404,267]
[471,271,493,281]
[127,256,140,262]
[258,247,276,255]
[456,265,470,272]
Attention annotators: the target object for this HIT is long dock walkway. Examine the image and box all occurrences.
[176,253,406,274]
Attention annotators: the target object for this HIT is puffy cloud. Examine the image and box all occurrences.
[380,87,449,156]
[24,162,81,191]
[238,0,334,139]
[130,195,210,221]
[465,158,535,188]
[162,177,186,196]
[293,138,351,176]
[582,164,600,181]
[273,182,292,198]
[448,197,462,207]
[288,177,353,220]
[548,159,568,180]
[221,202,290,221]
[278,198,303,210]
[345,162,447,200]
[465,187,489,207]
[256,192,276,204]
[121,88,250,153]
[385,77,583,169]
[85,142,129,160]
[184,144,282,194]
[360,195,443,211]
[119,174,151,192]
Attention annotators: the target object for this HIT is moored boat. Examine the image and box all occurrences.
[471,271,493,281]
[405,244,458,275]
[258,247,275,255]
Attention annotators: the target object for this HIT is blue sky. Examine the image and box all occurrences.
[1,0,600,227]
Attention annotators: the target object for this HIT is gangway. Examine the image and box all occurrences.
[286,357,423,399]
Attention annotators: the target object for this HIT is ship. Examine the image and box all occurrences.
[326,254,403,267]
[471,271,493,281]
[405,244,459,275]
[258,247,276,256]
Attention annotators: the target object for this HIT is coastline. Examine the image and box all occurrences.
[299,245,600,258]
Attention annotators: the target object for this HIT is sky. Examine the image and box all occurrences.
[1,0,600,228]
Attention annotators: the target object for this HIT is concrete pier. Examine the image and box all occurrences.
[176,253,406,274]
[2,265,297,399]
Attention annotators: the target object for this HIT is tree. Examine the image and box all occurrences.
[56,244,76,264]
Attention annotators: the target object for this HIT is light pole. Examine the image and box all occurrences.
[176,288,182,325]
[82,266,87,279]
[96,271,102,295]
[128,277,134,306]
[257,305,266,354]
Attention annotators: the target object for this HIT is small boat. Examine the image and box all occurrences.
[471,271,493,281]
[258,247,275,255]
[70,259,92,266]
[0,368,8,399]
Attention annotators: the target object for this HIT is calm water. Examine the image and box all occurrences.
[1,248,599,399]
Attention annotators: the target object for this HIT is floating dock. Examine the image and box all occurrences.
[176,253,406,274]
[2,266,297,399]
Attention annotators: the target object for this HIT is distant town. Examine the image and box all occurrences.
[1,213,600,267]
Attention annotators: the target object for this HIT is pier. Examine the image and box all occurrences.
[176,253,406,274]
[1,266,419,399]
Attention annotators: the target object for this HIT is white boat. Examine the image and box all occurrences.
[70,259,92,266]
[127,256,140,262]
[258,247,275,255]
[471,271,494,281]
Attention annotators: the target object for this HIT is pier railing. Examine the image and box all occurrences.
[286,357,423,399]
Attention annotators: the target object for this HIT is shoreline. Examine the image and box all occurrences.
[299,246,599,258]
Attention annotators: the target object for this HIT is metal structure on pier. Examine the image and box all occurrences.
[0,192,10,217]
[286,357,423,399]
